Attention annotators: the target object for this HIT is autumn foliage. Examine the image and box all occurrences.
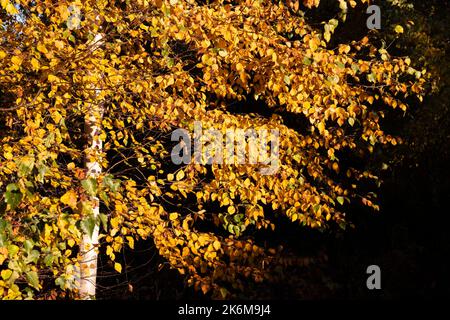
[0,0,425,299]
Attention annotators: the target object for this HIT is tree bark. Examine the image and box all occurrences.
[78,33,104,300]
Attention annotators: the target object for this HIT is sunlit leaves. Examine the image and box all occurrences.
[30,58,40,71]
[1,270,12,281]
[175,170,185,181]
[169,212,178,221]
[394,25,404,34]
[0,0,426,300]
[16,156,35,178]
[60,190,78,209]
[1,0,18,15]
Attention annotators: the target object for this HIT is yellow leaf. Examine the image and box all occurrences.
[1,269,12,281]
[126,236,135,249]
[3,150,13,160]
[48,74,58,82]
[114,262,122,273]
[213,240,221,251]
[167,173,174,181]
[55,40,65,50]
[37,43,48,54]
[11,55,22,67]
[318,122,325,133]
[303,101,311,110]
[169,212,178,220]
[338,44,351,54]
[394,25,404,34]
[0,50,6,59]
[111,217,120,229]
[30,58,39,71]
[68,239,75,247]
[5,2,18,15]
[227,206,236,214]
[176,170,185,181]
[60,190,78,209]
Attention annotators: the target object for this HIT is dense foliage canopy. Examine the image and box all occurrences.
[0,0,427,299]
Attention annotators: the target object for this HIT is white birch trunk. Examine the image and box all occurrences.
[78,33,104,300]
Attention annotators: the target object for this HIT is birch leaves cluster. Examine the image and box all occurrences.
[0,0,425,299]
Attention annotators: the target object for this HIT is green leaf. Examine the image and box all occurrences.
[233,214,244,223]
[55,276,66,290]
[23,239,34,253]
[16,156,35,177]
[7,244,19,258]
[99,191,109,204]
[0,218,9,234]
[36,162,49,183]
[5,183,22,210]
[367,73,376,83]
[336,61,345,69]
[24,250,40,264]
[26,271,40,290]
[99,213,108,231]
[220,287,229,299]
[102,175,120,193]
[313,204,321,213]
[337,196,345,205]
[233,225,241,237]
[44,254,54,267]
[81,215,97,238]
[81,178,98,197]
[303,56,312,66]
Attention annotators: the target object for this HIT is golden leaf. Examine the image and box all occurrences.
[213,240,221,251]
[394,25,404,34]
[30,58,40,71]
[176,170,185,181]
[37,43,48,54]
[60,190,78,209]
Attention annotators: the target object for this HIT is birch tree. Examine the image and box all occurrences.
[78,32,104,300]
[0,0,426,299]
